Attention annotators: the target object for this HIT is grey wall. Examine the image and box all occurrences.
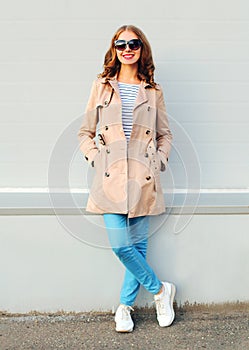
[1,214,249,313]
[0,0,248,189]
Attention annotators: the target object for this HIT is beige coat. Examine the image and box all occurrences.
[78,77,172,218]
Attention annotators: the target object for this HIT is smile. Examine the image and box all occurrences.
[122,54,135,59]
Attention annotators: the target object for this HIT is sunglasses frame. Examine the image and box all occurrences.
[114,39,142,51]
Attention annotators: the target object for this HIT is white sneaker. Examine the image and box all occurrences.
[154,282,176,327]
[114,304,134,332]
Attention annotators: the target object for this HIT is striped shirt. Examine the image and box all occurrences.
[118,82,140,142]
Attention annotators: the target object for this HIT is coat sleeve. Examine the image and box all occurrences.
[78,80,99,165]
[156,87,173,171]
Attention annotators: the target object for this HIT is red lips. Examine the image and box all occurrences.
[122,54,134,59]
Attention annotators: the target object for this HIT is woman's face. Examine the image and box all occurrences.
[115,30,141,66]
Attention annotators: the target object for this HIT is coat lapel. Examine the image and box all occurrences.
[134,81,151,110]
[107,78,120,97]
[134,84,147,109]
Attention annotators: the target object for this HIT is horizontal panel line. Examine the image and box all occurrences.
[0,208,248,216]
[168,100,249,103]
[176,121,249,124]
[168,101,249,104]
[0,85,248,89]
[0,102,83,105]
[1,102,248,106]
[0,188,248,193]
[0,82,88,84]
[0,190,248,215]
[2,121,249,125]
[1,60,249,64]
[1,39,249,44]
[1,19,249,23]
[158,60,249,63]
[1,81,249,84]
[1,100,249,104]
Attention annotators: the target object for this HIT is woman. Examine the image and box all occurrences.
[78,24,175,332]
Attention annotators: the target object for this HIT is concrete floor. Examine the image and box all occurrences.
[1,303,249,350]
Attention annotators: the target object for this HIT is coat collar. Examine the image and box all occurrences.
[99,76,160,89]
[99,76,160,109]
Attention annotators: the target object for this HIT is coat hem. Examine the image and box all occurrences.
[85,204,166,218]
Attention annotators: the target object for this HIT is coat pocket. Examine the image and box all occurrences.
[146,139,160,174]
[94,145,109,173]
[144,139,161,192]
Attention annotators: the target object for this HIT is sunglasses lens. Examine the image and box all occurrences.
[129,39,141,50]
[115,40,127,51]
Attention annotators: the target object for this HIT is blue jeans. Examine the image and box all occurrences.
[103,213,162,306]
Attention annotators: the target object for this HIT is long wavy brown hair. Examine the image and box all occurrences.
[98,25,156,87]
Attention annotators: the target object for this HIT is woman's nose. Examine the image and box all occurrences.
[124,45,131,52]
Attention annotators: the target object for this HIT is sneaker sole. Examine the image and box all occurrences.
[115,318,134,333]
[115,328,133,333]
[169,283,176,325]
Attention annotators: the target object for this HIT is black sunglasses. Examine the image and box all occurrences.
[114,39,142,51]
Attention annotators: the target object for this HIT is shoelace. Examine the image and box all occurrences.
[120,305,134,319]
[154,299,167,316]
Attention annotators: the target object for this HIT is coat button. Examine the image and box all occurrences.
[146,176,151,180]
[106,149,110,154]
[105,125,109,130]
[147,106,151,111]
[104,100,108,106]
[145,152,149,158]
[146,129,150,135]
[105,172,110,177]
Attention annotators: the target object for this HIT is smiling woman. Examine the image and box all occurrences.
[77,24,174,333]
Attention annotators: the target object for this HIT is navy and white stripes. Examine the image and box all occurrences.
[118,82,140,142]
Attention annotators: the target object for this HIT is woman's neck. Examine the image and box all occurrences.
[117,64,141,84]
